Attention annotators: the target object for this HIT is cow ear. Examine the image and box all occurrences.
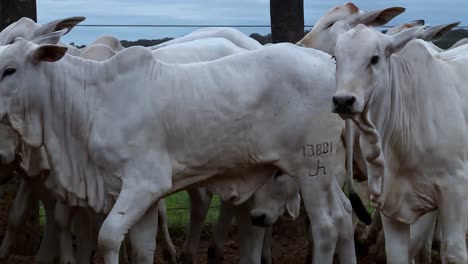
[34,16,85,37]
[284,193,301,220]
[32,28,67,45]
[387,26,423,55]
[31,45,68,63]
[386,19,426,36]
[354,7,405,27]
[418,22,460,42]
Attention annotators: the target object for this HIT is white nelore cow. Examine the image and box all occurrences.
[0,42,177,264]
[149,27,263,50]
[298,2,465,262]
[0,30,365,264]
[332,24,468,264]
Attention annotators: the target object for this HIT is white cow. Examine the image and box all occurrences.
[298,3,464,262]
[296,2,405,54]
[332,24,468,264]
[149,27,263,50]
[0,29,363,264]
[0,18,178,262]
[0,24,296,263]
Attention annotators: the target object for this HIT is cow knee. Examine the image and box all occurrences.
[98,216,126,253]
[316,220,338,252]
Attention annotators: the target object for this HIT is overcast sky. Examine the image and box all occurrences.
[37,0,468,45]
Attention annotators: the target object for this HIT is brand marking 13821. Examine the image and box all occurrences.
[303,142,333,158]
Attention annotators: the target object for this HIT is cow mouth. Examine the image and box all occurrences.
[337,113,357,120]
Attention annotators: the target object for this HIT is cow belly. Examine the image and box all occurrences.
[205,166,276,205]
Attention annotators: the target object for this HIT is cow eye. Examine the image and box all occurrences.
[370,55,380,65]
[2,68,16,79]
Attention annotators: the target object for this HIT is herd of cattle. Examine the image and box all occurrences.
[0,2,466,264]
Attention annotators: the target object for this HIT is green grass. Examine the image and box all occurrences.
[39,193,221,230]
[164,192,221,228]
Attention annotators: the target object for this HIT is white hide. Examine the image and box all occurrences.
[333,24,468,264]
[0,33,351,263]
[149,27,262,50]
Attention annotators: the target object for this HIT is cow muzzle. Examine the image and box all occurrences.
[332,94,358,116]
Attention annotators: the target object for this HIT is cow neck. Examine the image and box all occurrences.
[366,50,423,167]
[36,55,112,213]
[351,48,424,205]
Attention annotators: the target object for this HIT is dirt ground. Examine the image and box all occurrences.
[3,215,442,264]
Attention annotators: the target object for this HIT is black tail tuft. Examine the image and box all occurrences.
[349,191,372,225]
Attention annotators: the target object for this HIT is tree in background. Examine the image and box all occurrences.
[0,0,41,258]
[0,0,37,31]
[270,0,304,43]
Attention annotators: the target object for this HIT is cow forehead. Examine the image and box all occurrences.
[337,26,381,56]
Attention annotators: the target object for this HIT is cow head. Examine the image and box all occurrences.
[297,3,405,55]
[249,171,301,227]
[0,29,68,147]
[332,23,457,116]
[0,16,85,46]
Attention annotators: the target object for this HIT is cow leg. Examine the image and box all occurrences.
[438,189,468,264]
[299,179,338,264]
[381,213,410,264]
[36,188,59,264]
[158,199,177,264]
[0,179,33,261]
[128,201,159,264]
[74,208,98,264]
[410,211,436,264]
[180,188,213,264]
[99,186,164,264]
[207,201,234,264]
[261,226,273,264]
[237,201,265,264]
[304,216,314,264]
[55,200,77,264]
[335,183,357,264]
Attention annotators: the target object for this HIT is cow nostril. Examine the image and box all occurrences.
[332,96,338,105]
[346,96,356,105]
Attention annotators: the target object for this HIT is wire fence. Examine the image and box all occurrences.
[74,24,468,29]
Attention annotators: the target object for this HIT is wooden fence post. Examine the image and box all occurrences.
[270,0,304,43]
[0,0,37,31]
